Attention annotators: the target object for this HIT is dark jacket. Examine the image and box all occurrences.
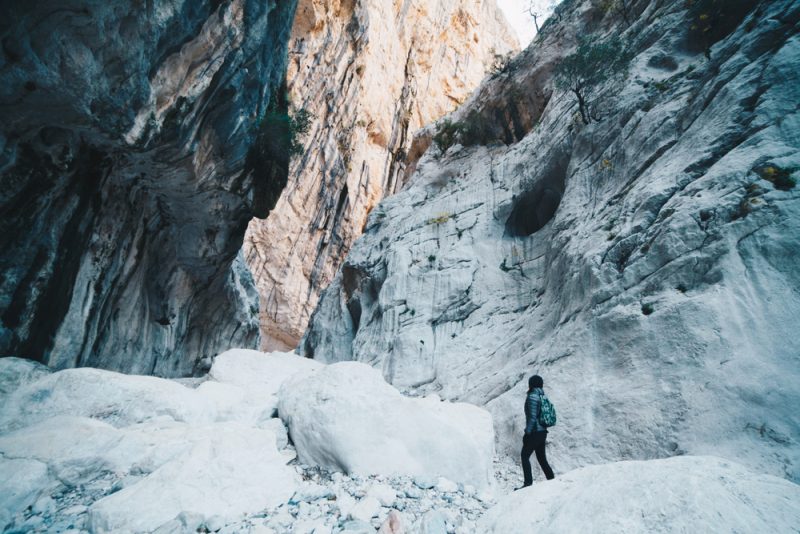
[524,387,547,434]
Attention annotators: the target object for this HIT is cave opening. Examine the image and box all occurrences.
[504,156,568,237]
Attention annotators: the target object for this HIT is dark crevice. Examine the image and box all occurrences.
[505,152,569,237]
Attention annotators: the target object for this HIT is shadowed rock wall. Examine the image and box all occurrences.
[0,0,297,375]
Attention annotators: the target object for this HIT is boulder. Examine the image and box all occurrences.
[278,362,494,489]
[477,456,800,533]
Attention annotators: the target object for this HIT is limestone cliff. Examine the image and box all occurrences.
[244,0,518,350]
[0,0,297,375]
[304,0,800,481]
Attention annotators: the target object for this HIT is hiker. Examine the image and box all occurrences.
[520,374,555,487]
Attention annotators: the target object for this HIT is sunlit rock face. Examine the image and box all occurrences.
[0,0,297,375]
[244,0,518,351]
[304,0,800,481]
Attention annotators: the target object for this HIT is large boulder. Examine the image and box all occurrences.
[0,366,215,432]
[200,348,322,426]
[478,456,800,533]
[278,362,495,489]
[0,350,309,532]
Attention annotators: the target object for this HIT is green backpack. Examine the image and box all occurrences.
[537,393,557,427]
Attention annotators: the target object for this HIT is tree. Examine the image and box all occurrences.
[527,1,542,32]
[599,0,632,27]
[554,36,629,125]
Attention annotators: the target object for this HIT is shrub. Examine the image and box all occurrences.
[459,111,494,146]
[489,51,515,78]
[754,164,796,191]
[244,89,312,216]
[554,36,630,124]
[432,111,496,153]
[432,119,461,153]
[686,0,755,57]
[428,213,451,224]
[599,0,633,26]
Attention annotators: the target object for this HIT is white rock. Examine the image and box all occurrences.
[335,492,357,519]
[434,477,458,494]
[349,496,381,522]
[209,349,321,393]
[0,357,51,402]
[415,510,448,534]
[293,483,335,503]
[261,418,290,449]
[87,422,298,533]
[0,367,214,432]
[478,456,800,533]
[278,362,494,489]
[0,457,49,529]
[413,476,436,490]
[366,483,397,507]
[339,519,377,534]
[199,349,323,427]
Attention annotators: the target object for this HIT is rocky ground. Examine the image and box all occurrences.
[2,351,798,534]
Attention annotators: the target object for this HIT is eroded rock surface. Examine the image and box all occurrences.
[304,0,800,481]
[0,0,297,375]
[244,0,518,350]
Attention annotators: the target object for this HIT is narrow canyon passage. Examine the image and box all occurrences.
[1,0,800,532]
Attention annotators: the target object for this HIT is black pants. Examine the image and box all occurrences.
[521,431,554,485]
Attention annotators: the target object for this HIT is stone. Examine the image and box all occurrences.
[278,362,495,489]
[244,0,518,351]
[478,456,800,533]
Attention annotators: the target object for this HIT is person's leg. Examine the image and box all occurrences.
[533,431,555,480]
[520,434,535,486]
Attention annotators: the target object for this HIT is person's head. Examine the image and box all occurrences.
[528,375,543,391]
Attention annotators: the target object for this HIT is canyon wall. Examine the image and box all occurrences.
[244,0,518,350]
[0,0,297,375]
[304,0,800,481]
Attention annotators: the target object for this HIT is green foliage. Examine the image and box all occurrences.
[652,80,669,92]
[489,51,515,78]
[432,111,496,153]
[554,36,630,124]
[432,119,461,153]
[754,164,796,191]
[598,0,632,25]
[686,0,754,57]
[244,89,312,216]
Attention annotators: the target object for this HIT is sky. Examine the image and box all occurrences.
[496,0,556,47]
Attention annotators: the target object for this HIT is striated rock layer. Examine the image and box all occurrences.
[244,0,518,350]
[0,0,297,375]
[304,0,800,481]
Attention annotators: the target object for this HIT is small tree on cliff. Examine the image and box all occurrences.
[554,36,629,125]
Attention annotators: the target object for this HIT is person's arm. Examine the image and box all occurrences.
[524,394,537,434]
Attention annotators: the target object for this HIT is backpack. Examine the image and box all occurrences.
[537,393,557,428]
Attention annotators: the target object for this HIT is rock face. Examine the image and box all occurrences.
[478,456,800,533]
[0,0,297,375]
[244,0,518,350]
[303,0,800,482]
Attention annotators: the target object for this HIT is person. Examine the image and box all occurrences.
[520,374,555,487]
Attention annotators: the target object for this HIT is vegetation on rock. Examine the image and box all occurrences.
[554,36,630,125]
